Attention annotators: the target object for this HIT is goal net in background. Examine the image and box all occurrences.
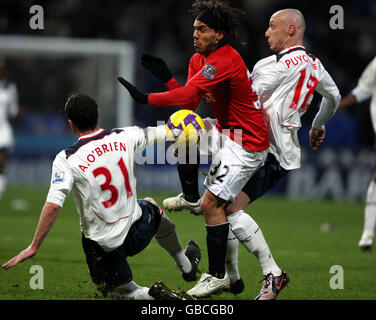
[0,35,135,186]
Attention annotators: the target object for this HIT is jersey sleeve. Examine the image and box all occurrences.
[351,57,376,103]
[46,152,74,207]
[165,77,181,90]
[311,95,340,129]
[121,125,169,152]
[186,55,235,93]
[312,63,341,129]
[147,83,201,108]
[180,55,203,109]
[153,55,202,110]
[315,64,341,99]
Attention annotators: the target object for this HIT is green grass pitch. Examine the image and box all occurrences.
[0,186,375,300]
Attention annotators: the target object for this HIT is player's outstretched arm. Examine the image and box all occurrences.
[140,53,173,83]
[119,76,201,107]
[140,55,202,110]
[338,93,358,109]
[2,202,61,270]
[117,77,149,104]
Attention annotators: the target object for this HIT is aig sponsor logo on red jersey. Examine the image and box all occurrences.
[201,64,218,79]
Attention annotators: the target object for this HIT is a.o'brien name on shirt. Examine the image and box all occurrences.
[63,128,127,173]
[78,141,127,173]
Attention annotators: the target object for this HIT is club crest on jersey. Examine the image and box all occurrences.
[52,172,65,184]
[201,64,218,79]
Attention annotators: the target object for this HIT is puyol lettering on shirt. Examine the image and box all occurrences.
[282,51,321,70]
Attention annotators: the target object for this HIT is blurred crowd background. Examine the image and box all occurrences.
[0,0,375,198]
[1,0,375,145]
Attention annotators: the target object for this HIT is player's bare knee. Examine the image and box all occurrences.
[201,195,215,214]
[225,202,247,216]
[225,203,239,216]
[225,192,250,216]
[201,192,225,212]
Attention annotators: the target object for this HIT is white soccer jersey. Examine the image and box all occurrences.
[351,56,376,132]
[0,80,19,149]
[251,46,340,170]
[46,126,166,252]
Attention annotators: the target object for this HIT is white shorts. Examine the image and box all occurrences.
[201,118,268,202]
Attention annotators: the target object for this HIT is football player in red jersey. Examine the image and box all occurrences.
[119,0,273,299]
[136,6,340,300]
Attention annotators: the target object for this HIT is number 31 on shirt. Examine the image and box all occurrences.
[92,157,133,209]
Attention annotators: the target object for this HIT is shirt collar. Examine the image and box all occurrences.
[78,128,104,140]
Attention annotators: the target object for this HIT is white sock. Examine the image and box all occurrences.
[107,281,154,300]
[0,174,6,201]
[130,287,154,300]
[155,212,192,274]
[361,180,376,238]
[225,229,241,283]
[228,210,281,276]
[123,281,154,300]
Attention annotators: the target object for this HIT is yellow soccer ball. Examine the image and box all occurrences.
[166,109,206,146]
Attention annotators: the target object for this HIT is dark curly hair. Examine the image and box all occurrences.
[190,0,247,48]
[64,93,99,131]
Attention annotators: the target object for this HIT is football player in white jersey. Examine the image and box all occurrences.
[339,56,376,251]
[140,8,340,299]
[0,59,19,202]
[218,8,340,300]
[2,93,201,300]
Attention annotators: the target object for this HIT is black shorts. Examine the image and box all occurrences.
[82,199,162,288]
[242,153,289,203]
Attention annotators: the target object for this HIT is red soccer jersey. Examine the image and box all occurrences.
[148,44,269,151]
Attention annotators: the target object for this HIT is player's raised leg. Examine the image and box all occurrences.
[148,197,201,281]
[163,146,202,214]
[163,118,219,215]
